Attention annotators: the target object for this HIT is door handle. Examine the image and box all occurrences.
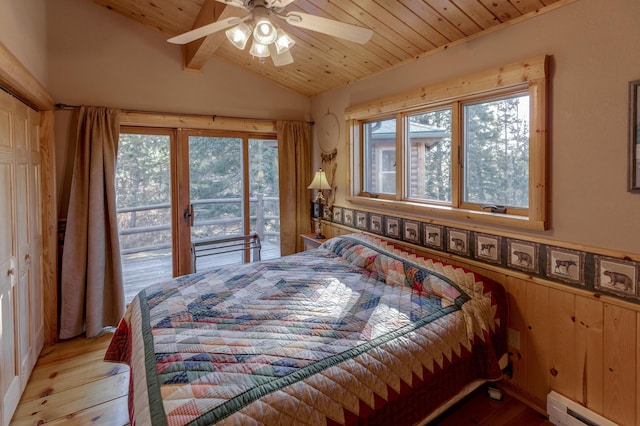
[183,206,194,226]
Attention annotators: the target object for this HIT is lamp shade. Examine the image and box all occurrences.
[307,169,331,190]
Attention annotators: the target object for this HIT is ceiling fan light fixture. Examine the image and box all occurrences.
[252,17,277,45]
[225,22,252,50]
[269,43,293,66]
[250,40,271,58]
[274,28,295,54]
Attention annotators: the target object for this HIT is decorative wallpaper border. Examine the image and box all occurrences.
[326,206,640,304]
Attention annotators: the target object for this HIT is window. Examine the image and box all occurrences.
[406,108,452,203]
[463,94,529,209]
[348,56,548,230]
[363,118,396,195]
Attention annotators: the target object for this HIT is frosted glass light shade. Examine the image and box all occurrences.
[250,40,270,58]
[225,23,252,50]
[253,18,277,45]
[274,28,295,54]
[268,44,293,66]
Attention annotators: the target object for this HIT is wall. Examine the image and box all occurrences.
[323,222,640,425]
[0,0,49,89]
[310,0,640,256]
[46,0,311,212]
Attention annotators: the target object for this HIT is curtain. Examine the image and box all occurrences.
[59,106,124,339]
[277,120,312,255]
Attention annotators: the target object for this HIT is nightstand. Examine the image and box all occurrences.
[300,233,328,251]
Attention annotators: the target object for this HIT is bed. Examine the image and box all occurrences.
[105,233,508,425]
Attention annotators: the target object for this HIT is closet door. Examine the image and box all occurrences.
[0,91,20,426]
[13,101,33,387]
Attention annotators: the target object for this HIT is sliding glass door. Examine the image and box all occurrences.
[183,133,280,271]
[116,128,279,301]
[187,135,244,267]
[115,129,174,302]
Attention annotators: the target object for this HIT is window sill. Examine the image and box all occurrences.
[346,195,547,231]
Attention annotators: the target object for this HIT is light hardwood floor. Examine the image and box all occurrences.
[10,333,129,426]
[10,333,552,425]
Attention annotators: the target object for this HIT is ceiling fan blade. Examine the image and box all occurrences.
[168,16,245,44]
[284,12,373,44]
[266,0,295,8]
[215,0,246,8]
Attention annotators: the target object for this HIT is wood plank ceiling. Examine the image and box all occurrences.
[91,0,571,97]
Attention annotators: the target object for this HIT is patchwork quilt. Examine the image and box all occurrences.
[105,234,507,426]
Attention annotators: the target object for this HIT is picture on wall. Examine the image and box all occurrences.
[322,205,332,221]
[403,220,420,244]
[595,255,638,298]
[332,206,342,224]
[423,224,443,249]
[507,239,539,273]
[475,233,501,264]
[385,216,401,239]
[447,229,470,256]
[355,211,368,230]
[369,214,383,235]
[343,209,354,226]
[546,246,585,285]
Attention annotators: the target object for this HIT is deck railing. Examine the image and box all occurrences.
[117,194,279,255]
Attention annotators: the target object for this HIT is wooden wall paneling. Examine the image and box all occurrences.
[574,295,604,413]
[39,111,58,345]
[505,276,528,392]
[28,108,44,365]
[602,304,636,426]
[547,288,576,399]
[525,279,550,406]
[320,222,640,421]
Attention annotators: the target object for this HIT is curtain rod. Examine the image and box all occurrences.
[54,103,315,125]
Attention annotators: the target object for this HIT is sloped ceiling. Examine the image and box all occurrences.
[91,0,572,96]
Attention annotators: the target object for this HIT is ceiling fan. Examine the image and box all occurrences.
[168,0,374,66]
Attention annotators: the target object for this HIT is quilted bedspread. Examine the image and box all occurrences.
[105,234,507,426]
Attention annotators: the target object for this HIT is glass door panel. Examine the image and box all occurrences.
[116,131,172,303]
[188,136,244,269]
[248,138,280,260]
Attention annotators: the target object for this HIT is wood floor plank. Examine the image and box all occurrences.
[10,372,129,425]
[36,333,114,366]
[21,359,128,402]
[42,396,130,426]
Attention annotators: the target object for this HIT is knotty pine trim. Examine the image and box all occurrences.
[120,111,277,133]
[0,40,58,344]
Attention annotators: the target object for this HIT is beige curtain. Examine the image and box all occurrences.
[59,106,124,339]
[277,120,312,255]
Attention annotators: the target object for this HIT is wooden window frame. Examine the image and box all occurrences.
[347,55,548,231]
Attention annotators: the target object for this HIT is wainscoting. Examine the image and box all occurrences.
[322,222,639,426]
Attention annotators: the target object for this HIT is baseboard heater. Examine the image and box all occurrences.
[547,391,618,426]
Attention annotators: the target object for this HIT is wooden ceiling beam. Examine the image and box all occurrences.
[183,0,245,71]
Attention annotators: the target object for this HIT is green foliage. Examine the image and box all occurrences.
[408,94,529,208]
[409,108,452,202]
[464,95,529,208]
[115,133,281,251]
